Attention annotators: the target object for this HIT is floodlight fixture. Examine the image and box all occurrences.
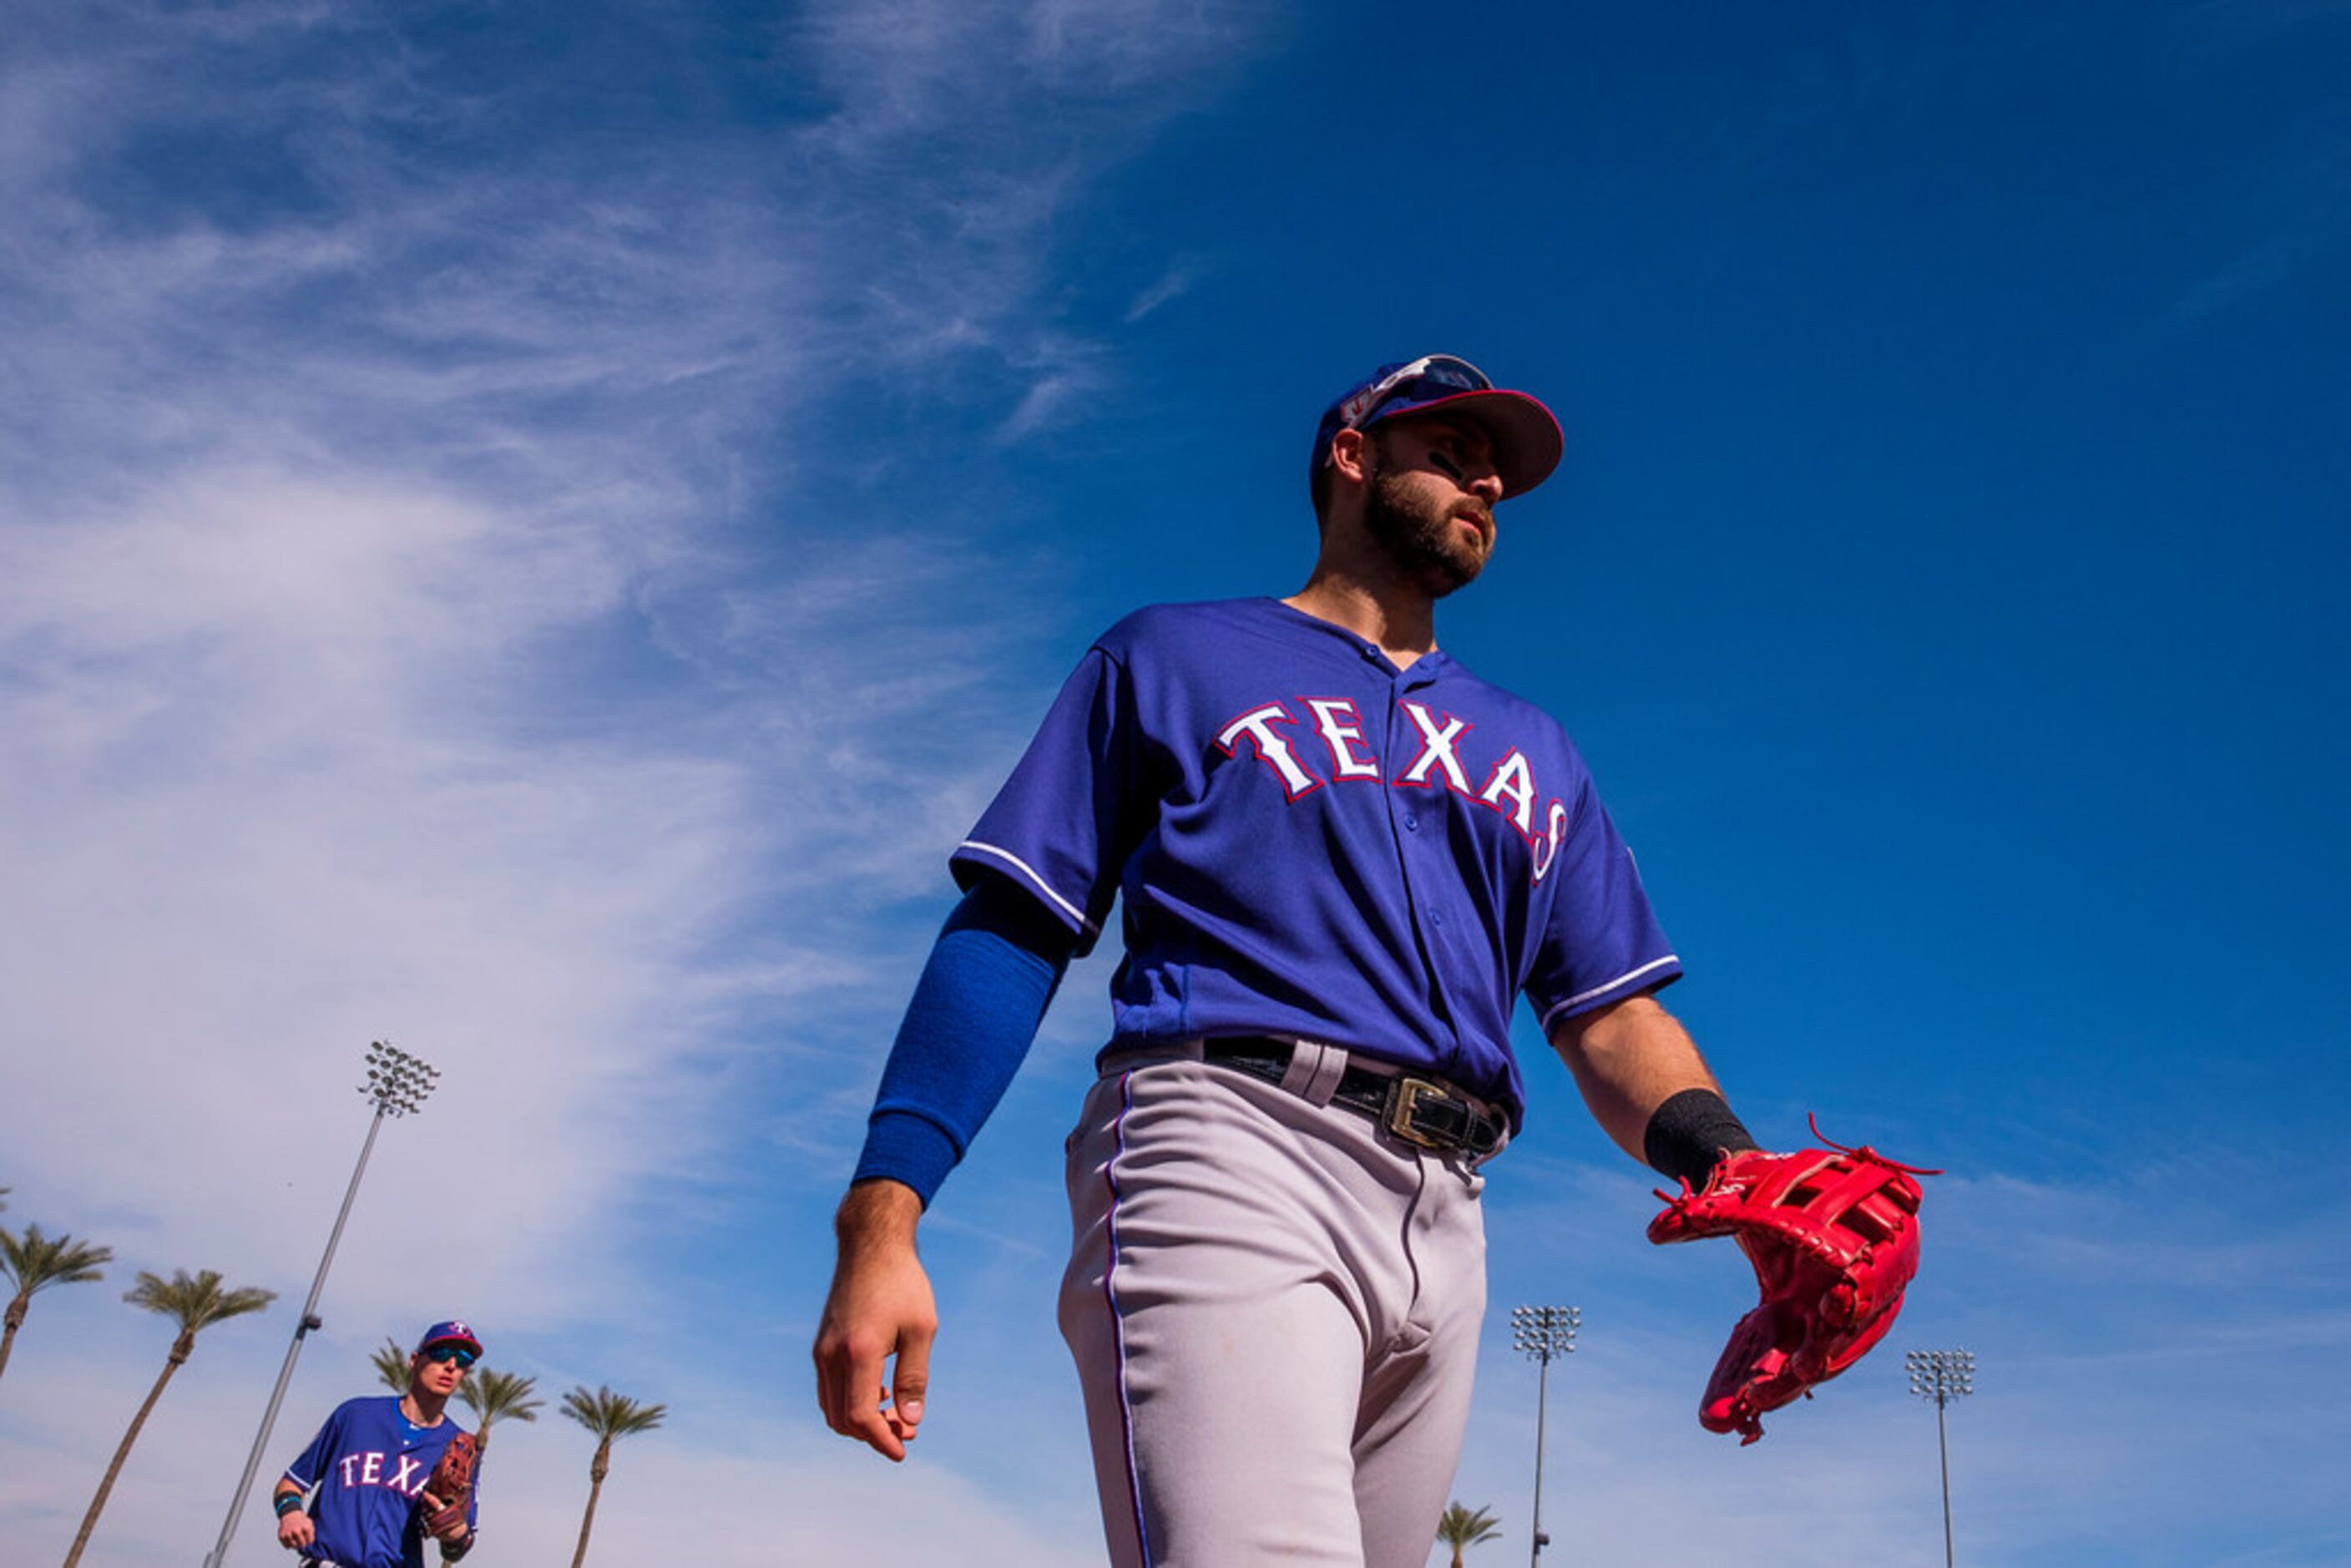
[361,1040,438,1118]
[1510,1305,1580,1566]
[1905,1349,1976,1568]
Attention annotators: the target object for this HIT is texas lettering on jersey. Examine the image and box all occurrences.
[1216,695,1571,881]
[331,1448,439,1498]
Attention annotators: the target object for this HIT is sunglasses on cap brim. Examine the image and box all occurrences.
[1338,355,1496,428]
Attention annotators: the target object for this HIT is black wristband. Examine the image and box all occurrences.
[1643,1088,1760,1188]
[274,1493,306,1518]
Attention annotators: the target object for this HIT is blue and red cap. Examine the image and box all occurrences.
[416,1320,483,1358]
[1310,353,1565,499]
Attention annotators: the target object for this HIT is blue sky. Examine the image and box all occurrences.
[2,3,2345,1564]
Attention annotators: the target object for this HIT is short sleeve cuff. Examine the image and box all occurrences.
[1534,955,1683,1030]
[950,843,1100,953]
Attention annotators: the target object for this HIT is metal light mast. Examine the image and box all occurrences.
[204,1041,438,1568]
[1906,1348,1976,1568]
[1510,1304,1580,1568]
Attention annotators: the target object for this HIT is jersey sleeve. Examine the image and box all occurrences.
[950,645,1141,957]
[1524,774,1682,1029]
[280,1401,346,1491]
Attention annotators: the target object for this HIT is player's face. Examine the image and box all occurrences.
[1361,417,1503,597]
[412,1348,471,1398]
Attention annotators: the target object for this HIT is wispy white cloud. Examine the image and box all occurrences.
[1124,256,1201,323]
[0,0,1273,1560]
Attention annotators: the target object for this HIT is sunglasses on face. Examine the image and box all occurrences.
[423,1345,478,1368]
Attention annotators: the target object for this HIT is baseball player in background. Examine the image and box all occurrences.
[274,1320,483,1567]
[813,355,1846,1566]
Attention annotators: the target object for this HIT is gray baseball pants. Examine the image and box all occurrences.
[1059,1041,1490,1568]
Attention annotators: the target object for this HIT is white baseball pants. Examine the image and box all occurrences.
[1059,1044,1489,1568]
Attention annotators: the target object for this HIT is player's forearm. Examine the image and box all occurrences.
[850,880,1074,1206]
[835,1176,924,1255]
[1547,994,1727,1164]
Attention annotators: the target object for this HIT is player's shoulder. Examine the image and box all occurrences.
[1428,653,1595,771]
[1433,651,1571,730]
[319,1393,400,1433]
[1091,597,1324,664]
[1093,597,1262,651]
[428,1415,477,1455]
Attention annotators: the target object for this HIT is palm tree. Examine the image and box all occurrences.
[460,1366,544,1455]
[62,1269,275,1568]
[0,1222,115,1385]
[559,1383,666,1568]
[370,1334,414,1393]
[1435,1501,1504,1568]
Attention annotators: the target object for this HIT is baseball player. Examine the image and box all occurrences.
[813,355,1882,1566]
[274,1321,483,1567]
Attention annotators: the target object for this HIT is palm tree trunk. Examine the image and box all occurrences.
[63,1341,187,1567]
[0,1291,30,1384]
[569,1440,611,1568]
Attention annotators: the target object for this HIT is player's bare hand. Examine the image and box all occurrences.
[276,1509,315,1550]
[813,1179,936,1462]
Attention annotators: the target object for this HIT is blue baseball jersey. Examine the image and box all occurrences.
[951,598,1681,1127]
[282,1396,478,1568]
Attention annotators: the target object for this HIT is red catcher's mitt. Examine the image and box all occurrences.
[419,1429,477,1537]
[1647,1120,1934,1444]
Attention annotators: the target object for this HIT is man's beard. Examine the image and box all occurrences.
[1362,445,1494,597]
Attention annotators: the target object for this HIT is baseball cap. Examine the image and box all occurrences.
[416,1320,483,1358]
[1310,354,1565,498]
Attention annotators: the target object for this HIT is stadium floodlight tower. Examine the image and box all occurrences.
[1510,1304,1579,1567]
[204,1041,439,1568]
[1906,1348,1976,1568]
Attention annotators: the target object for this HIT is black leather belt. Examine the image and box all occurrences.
[1201,1038,1507,1158]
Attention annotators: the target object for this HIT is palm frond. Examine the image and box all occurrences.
[0,1224,115,1293]
[123,1269,276,1333]
[1436,1501,1504,1548]
[559,1383,667,1439]
[369,1336,412,1393]
[462,1367,545,1424]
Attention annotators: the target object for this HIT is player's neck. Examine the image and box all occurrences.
[402,1388,451,1426]
[1284,570,1438,670]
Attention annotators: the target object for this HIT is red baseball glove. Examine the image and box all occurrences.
[1647,1120,1934,1444]
[419,1429,477,1538]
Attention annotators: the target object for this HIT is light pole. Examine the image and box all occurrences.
[1906,1348,1975,1568]
[203,1041,437,1568]
[1510,1304,1578,1568]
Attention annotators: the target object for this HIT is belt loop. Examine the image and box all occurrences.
[1276,1039,1322,1099]
[1297,1039,1349,1107]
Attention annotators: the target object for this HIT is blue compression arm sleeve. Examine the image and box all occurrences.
[851,879,1077,1206]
